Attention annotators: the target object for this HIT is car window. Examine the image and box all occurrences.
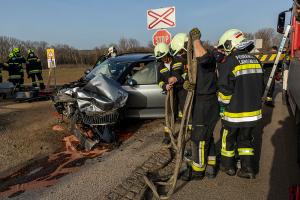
[86,59,131,81]
[131,62,156,85]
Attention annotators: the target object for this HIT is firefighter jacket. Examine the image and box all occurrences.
[3,56,24,80]
[14,55,26,73]
[26,53,42,75]
[185,52,219,125]
[194,52,218,96]
[218,50,264,127]
[184,51,218,96]
[157,58,185,91]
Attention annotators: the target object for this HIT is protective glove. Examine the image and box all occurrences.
[183,80,195,91]
[219,106,225,117]
[189,28,201,41]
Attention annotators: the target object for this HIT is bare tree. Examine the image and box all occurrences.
[244,32,254,40]
[254,28,275,50]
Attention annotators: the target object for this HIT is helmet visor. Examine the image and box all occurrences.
[169,48,176,56]
[156,51,167,59]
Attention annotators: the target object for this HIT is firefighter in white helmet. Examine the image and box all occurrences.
[171,30,220,180]
[217,29,263,179]
[107,46,117,58]
[154,42,186,144]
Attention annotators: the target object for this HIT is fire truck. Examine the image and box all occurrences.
[277,0,300,164]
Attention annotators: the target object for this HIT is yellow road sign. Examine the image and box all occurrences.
[46,48,56,69]
[47,48,55,60]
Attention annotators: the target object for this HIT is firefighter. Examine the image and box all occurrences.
[12,47,26,88]
[263,46,279,106]
[107,46,117,58]
[3,52,23,87]
[217,29,264,179]
[169,33,189,119]
[172,29,219,180]
[26,49,45,90]
[154,42,186,144]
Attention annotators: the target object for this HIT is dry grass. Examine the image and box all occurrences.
[2,65,90,85]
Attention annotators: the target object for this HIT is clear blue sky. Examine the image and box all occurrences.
[0,0,291,49]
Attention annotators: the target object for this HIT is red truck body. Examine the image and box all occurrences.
[291,16,300,58]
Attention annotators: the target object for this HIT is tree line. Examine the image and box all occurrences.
[0,27,282,68]
[244,28,282,50]
[0,37,153,68]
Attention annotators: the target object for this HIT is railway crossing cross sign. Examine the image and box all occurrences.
[152,29,172,46]
[147,6,176,30]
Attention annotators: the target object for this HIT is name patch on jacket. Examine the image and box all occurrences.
[235,55,259,65]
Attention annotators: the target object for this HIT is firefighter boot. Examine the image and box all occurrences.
[205,165,216,179]
[237,167,256,179]
[181,165,205,181]
[162,131,171,144]
[40,82,45,90]
[220,165,236,176]
[180,165,192,181]
[237,156,256,179]
[265,97,274,107]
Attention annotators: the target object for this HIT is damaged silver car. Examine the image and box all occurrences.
[53,53,165,150]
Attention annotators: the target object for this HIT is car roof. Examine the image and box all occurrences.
[108,53,155,62]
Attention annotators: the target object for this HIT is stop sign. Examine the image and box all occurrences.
[152,29,172,46]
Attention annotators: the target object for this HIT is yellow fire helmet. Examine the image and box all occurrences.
[154,42,169,59]
[170,33,188,56]
[218,29,246,53]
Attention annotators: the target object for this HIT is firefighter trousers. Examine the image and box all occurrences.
[190,95,219,172]
[220,125,255,170]
[173,88,187,119]
[30,73,45,89]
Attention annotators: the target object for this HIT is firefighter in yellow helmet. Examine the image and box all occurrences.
[26,49,45,90]
[154,43,186,144]
[217,29,263,179]
[171,30,219,180]
[12,48,26,89]
[3,52,24,88]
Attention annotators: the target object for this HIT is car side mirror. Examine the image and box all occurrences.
[277,12,286,34]
[127,78,137,86]
[84,69,91,75]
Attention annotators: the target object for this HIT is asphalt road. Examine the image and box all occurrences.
[2,91,300,200]
[171,92,300,200]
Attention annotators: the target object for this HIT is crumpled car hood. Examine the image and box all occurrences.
[57,74,128,115]
[76,74,128,114]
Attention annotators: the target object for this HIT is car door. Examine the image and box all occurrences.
[122,61,165,118]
